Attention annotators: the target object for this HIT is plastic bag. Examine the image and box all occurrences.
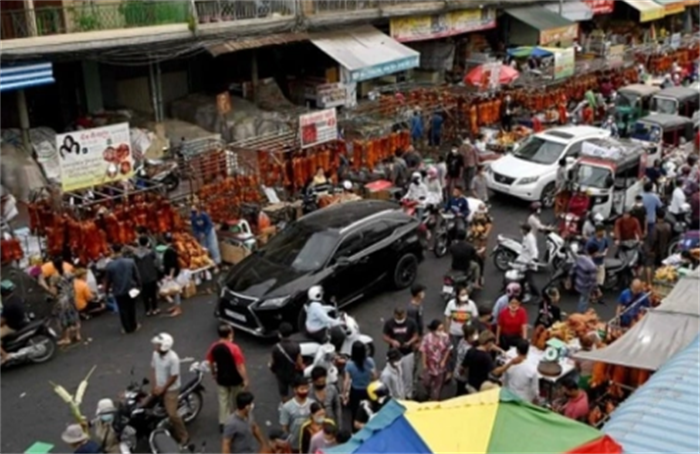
[159,279,181,296]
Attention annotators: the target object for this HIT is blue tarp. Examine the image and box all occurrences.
[603,335,700,454]
[507,46,553,58]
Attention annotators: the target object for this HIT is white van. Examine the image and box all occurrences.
[485,126,610,206]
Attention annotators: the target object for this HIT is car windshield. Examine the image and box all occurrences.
[258,223,338,272]
[576,164,612,189]
[631,122,660,142]
[653,97,678,114]
[616,91,638,109]
[513,137,566,165]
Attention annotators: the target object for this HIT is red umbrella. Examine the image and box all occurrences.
[464,64,520,87]
[565,435,623,454]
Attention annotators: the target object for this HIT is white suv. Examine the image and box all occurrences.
[485,126,610,206]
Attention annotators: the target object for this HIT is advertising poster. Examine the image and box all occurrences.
[390,8,496,42]
[554,47,576,80]
[56,123,133,192]
[299,108,338,149]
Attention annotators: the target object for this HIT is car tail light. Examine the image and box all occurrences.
[444,276,453,285]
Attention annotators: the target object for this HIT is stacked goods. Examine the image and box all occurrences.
[257,141,348,190]
[172,232,214,270]
[27,194,183,264]
[653,266,679,301]
[489,126,532,150]
[352,130,411,172]
[197,175,262,224]
[0,238,23,264]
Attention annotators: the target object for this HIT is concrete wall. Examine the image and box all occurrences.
[115,71,188,114]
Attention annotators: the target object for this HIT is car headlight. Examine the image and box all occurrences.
[257,297,289,308]
[517,176,539,185]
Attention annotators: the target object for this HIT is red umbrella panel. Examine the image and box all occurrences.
[565,435,623,454]
[464,64,520,88]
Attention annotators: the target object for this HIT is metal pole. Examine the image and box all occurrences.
[559,0,563,15]
[148,62,159,122]
[24,0,37,37]
[251,49,259,104]
[16,89,32,154]
[155,61,164,122]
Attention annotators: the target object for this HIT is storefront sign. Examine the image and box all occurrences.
[57,123,133,192]
[345,55,420,83]
[639,4,665,22]
[539,24,579,46]
[554,47,576,80]
[299,108,338,149]
[390,8,496,42]
[670,33,682,49]
[316,83,347,109]
[659,1,686,15]
[583,0,615,14]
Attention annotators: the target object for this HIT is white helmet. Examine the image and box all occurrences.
[342,180,352,191]
[152,332,174,351]
[308,285,324,302]
[411,171,422,182]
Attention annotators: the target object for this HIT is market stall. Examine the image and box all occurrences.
[324,388,620,454]
[602,335,700,454]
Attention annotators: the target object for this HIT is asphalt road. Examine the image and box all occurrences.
[0,197,617,454]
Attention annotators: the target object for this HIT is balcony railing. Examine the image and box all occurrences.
[0,1,191,40]
[193,0,296,24]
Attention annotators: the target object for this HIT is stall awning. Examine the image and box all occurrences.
[653,0,687,14]
[602,336,700,454]
[0,62,55,92]
[545,1,594,22]
[575,269,700,371]
[505,6,579,46]
[310,26,419,83]
[620,0,666,22]
[583,0,615,15]
[206,33,310,56]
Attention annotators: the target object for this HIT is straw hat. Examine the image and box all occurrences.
[61,424,88,444]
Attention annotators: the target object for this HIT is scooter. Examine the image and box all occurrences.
[602,240,642,291]
[441,269,477,303]
[135,159,180,192]
[116,361,206,443]
[503,261,536,304]
[299,311,374,361]
[118,425,205,454]
[1,315,58,368]
[433,209,469,258]
[303,341,343,388]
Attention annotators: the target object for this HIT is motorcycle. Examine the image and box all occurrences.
[119,425,204,454]
[502,261,537,304]
[401,199,436,249]
[116,361,206,443]
[492,235,523,272]
[299,310,374,362]
[303,341,345,389]
[1,315,57,368]
[441,269,477,303]
[433,210,468,258]
[544,231,582,272]
[135,158,180,193]
[602,240,641,291]
[666,204,692,256]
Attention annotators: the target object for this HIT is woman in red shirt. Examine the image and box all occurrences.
[496,299,528,350]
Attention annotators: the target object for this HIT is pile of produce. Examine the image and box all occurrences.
[197,175,262,224]
[172,232,214,270]
[491,126,532,147]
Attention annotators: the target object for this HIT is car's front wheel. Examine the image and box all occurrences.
[393,253,418,289]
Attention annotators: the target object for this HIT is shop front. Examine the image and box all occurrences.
[618,0,666,23]
[504,5,579,47]
[653,0,690,31]
[544,1,594,22]
[310,25,420,106]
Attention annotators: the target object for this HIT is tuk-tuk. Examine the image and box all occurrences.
[631,114,695,158]
[651,86,700,118]
[615,84,661,133]
[573,138,647,219]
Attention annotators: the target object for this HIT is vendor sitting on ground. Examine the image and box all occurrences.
[73,268,106,318]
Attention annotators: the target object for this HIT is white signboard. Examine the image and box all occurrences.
[56,123,133,192]
[316,83,347,109]
[299,108,338,148]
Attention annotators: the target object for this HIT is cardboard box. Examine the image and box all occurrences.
[220,241,251,265]
[182,281,197,299]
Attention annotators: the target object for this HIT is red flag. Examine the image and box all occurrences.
[565,435,622,454]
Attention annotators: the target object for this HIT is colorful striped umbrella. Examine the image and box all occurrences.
[325,389,621,454]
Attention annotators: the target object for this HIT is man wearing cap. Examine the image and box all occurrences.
[151,332,188,445]
[61,424,102,453]
[92,399,119,453]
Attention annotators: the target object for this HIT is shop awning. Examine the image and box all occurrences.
[583,0,615,15]
[310,25,419,83]
[575,269,700,371]
[602,336,700,454]
[0,62,55,92]
[206,33,310,56]
[505,6,579,46]
[620,0,666,22]
[653,0,687,14]
[545,1,594,22]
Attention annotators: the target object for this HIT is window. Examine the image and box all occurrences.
[513,137,566,165]
[576,165,612,189]
[361,221,395,246]
[259,224,338,272]
[566,141,584,158]
[334,232,365,260]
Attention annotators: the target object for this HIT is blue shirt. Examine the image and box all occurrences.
[411,116,424,139]
[641,192,663,224]
[431,114,444,135]
[617,289,650,326]
[191,212,213,237]
[74,440,103,453]
[492,294,509,326]
[346,358,376,390]
[586,236,610,265]
[445,197,470,218]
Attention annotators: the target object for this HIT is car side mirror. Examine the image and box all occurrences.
[335,257,351,268]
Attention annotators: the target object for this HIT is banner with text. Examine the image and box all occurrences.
[583,0,615,14]
[554,47,576,80]
[57,123,133,192]
[539,24,579,46]
[390,8,496,42]
[299,108,338,149]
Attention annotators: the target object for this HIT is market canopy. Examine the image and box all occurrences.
[575,268,700,370]
[0,62,55,92]
[619,0,665,22]
[507,46,554,58]
[310,25,419,83]
[602,335,700,453]
[652,0,687,15]
[505,6,578,46]
[545,1,594,22]
[324,388,617,454]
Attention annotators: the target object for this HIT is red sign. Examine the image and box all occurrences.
[583,0,615,14]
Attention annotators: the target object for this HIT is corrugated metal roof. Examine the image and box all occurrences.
[544,1,594,22]
[657,269,700,316]
[206,32,310,56]
[505,5,574,31]
[603,336,700,454]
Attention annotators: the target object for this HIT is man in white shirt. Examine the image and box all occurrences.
[517,224,540,298]
[668,179,687,217]
[503,340,539,404]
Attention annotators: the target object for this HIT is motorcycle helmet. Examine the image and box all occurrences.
[530,202,542,212]
[307,285,324,302]
[342,180,353,191]
[506,282,522,298]
[151,332,174,352]
[367,381,390,404]
[593,212,605,225]
[411,172,422,185]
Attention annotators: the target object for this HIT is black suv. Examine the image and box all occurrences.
[215,200,423,337]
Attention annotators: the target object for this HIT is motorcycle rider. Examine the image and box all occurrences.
[403,172,429,220]
[527,202,553,238]
[150,332,189,446]
[92,398,120,453]
[425,166,443,206]
[353,381,392,432]
[1,280,28,364]
[450,230,482,289]
[305,286,346,353]
[517,223,540,299]
[445,185,470,241]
